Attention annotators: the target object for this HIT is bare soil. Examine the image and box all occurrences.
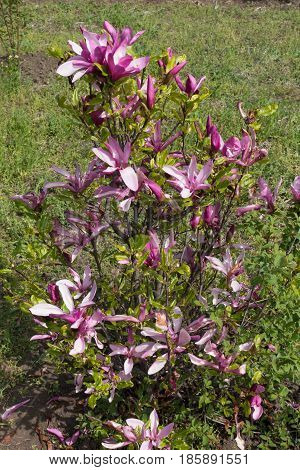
[0,366,82,450]
[20,53,59,85]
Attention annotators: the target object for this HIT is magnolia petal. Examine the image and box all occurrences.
[239,341,254,352]
[57,283,74,312]
[1,399,31,420]
[102,439,129,449]
[124,357,134,375]
[70,336,85,356]
[30,334,52,341]
[68,40,82,55]
[140,440,153,450]
[65,430,80,446]
[148,354,168,375]
[150,409,159,433]
[178,328,191,346]
[57,60,82,77]
[30,303,63,317]
[119,167,139,192]
[47,428,65,443]
[252,405,263,421]
[157,423,174,442]
[126,418,144,429]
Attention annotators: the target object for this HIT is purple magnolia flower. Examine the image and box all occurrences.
[189,341,246,376]
[30,280,102,355]
[51,211,108,262]
[102,409,174,450]
[106,44,149,82]
[69,309,104,356]
[29,279,96,319]
[206,249,244,290]
[233,129,268,167]
[211,283,262,311]
[146,120,182,153]
[175,73,206,97]
[141,309,209,375]
[66,210,108,241]
[145,231,161,268]
[57,22,149,83]
[250,395,264,421]
[45,160,103,194]
[202,203,221,229]
[51,219,90,262]
[144,230,175,269]
[93,137,139,191]
[57,28,108,82]
[58,265,93,300]
[206,117,267,166]
[163,156,213,198]
[109,342,166,375]
[158,48,187,77]
[257,177,282,213]
[291,176,300,202]
[12,188,47,211]
[1,399,31,421]
[190,214,201,230]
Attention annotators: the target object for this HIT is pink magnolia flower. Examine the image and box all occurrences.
[93,137,139,191]
[202,203,221,229]
[206,249,244,289]
[57,265,93,300]
[291,176,300,202]
[158,47,187,77]
[106,43,149,82]
[206,117,267,166]
[189,340,246,376]
[190,214,201,229]
[57,22,149,83]
[140,410,174,450]
[45,160,103,194]
[69,309,104,356]
[57,28,108,82]
[142,310,199,375]
[50,219,90,263]
[175,73,206,97]
[12,188,47,211]
[163,156,213,198]
[257,177,282,213]
[144,230,175,268]
[29,280,96,319]
[102,409,174,450]
[109,342,166,375]
[145,231,161,268]
[29,281,100,355]
[250,395,264,421]
[146,120,182,153]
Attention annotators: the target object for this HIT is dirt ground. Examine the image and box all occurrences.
[0,364,83,450]
[20,53,59,85]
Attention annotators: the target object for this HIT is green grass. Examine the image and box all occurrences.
[0,0,299,423]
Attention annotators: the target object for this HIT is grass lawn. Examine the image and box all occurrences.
[0,0,299,441]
